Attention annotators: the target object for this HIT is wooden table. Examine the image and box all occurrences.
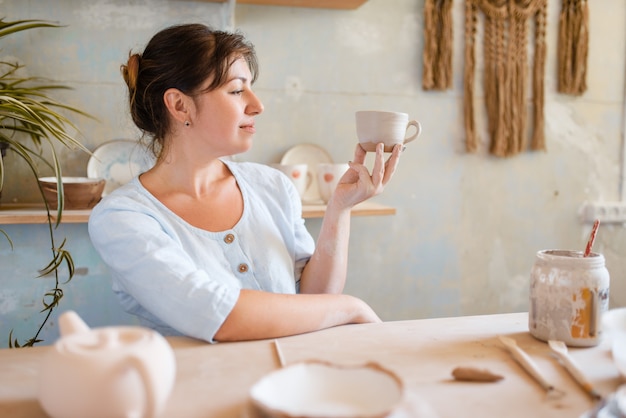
[0,312,623,417]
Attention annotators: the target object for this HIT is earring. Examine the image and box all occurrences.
[184,120,190,127]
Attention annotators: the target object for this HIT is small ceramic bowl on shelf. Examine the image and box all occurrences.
[38,177,105,210]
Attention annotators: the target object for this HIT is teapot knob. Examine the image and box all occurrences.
[58,310,90,336]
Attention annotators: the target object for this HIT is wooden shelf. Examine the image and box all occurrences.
[0,201,395,225]
[0,204,91,225]
[302,201,395,218]
[199,0,367,9]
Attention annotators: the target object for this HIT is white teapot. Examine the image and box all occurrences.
[38,311,176,418]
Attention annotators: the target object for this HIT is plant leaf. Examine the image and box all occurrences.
[0,228,14,249]
[38,249,74,280]
[0,17,92,348]
[0,19,63,39]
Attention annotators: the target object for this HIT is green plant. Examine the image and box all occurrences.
[0,18,93,347]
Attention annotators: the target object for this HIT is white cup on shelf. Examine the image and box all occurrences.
[317,163,349,204]
[271,163,311,199]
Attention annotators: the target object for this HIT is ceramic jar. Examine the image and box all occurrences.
[529,250,610,347]
[38,311,176,418]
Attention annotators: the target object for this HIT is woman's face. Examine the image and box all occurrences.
[190,57,264,157]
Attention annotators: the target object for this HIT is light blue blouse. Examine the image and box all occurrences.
[88,160,315,343]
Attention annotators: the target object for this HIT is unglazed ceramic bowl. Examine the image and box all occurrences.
[38,176,105,210]
[249,361,404,418]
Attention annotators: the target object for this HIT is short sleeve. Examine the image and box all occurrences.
[88,195,240,343]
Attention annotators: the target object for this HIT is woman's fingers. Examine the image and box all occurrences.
[382,143,402,185]
[338,144,366,185]
[346,160,371,189]
[370,143,385,187]
[353,143,367,165]
[335,142,403,207]
[350,142,403,189]
[371,143,402,189]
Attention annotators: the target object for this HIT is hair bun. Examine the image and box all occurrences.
[121,53,141,90]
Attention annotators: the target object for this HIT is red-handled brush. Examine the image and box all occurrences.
[583,219,600,257]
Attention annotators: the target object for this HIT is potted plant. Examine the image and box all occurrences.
[0,18,93,347]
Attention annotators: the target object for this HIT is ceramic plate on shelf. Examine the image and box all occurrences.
[87,139,155,196]
[280,143,333,203]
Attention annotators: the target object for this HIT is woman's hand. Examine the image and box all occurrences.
[299,142,402,295]
[330,142,402,209]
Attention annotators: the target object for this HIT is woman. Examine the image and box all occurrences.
[88,23,403,343]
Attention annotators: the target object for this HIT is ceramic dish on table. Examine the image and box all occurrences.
[249,360,404,418]
[602,308,626,379]
[280,143,333,203]
[600,308,626,418]
[87,139,155,196]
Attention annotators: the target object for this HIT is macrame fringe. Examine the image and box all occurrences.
[531,0,547,150]
[464,0,478,151]
[423,0,454,91]
[557,0,589,95]
[463,0,547,157]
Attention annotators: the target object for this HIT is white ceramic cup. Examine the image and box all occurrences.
[317,163,350,204]
[271,163,311,198]
[355,110,421,152]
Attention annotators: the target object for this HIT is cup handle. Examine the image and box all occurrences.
[404,120,422,145]
[124,355,158,418]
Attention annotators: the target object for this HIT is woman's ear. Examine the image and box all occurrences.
[163,88,190,125]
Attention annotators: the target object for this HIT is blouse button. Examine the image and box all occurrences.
[224,233,235,244]
[238,263,249,273]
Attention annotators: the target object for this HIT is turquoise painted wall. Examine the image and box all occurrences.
[1,0,625,347]
[0,224,139,346]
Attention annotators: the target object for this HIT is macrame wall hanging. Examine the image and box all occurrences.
[557,0,589,95]
[423,0,454,91]
[464,0,548,157]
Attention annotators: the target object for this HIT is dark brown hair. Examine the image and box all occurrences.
[121,24,258,156]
